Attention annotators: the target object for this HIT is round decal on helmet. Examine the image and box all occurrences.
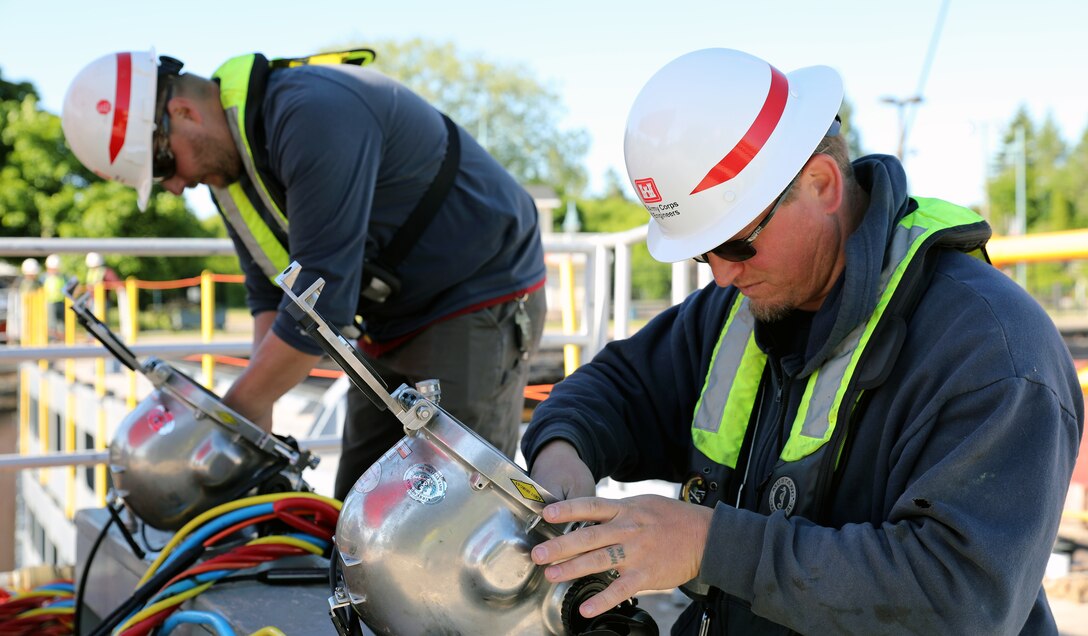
[403,463,447,504]
[768,476,797,516]
[355,463,382,494]
[146,404,175,436]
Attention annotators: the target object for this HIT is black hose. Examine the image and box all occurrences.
[73,505,117,636]
[108,504,146,560]
[82,458,290,634]
[86,540,206,636]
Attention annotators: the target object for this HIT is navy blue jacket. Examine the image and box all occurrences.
[225,64,546,354]
[523,155,1083,634]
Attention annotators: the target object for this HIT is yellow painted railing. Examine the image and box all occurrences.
[987,229,1088,267]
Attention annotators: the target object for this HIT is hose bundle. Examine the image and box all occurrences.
[88,492,341,636]
[0,580,76,636]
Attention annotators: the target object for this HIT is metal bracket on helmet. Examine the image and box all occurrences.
[275,262,495,438]
[327,584,355,636]
[63,281,317,472]
[275,261,416,420]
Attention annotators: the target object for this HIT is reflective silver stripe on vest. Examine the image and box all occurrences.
[695,219,932,461]
[797,222,928,438]
[693,297,755,434]
[224,107,288,233]
[210,183,281,279]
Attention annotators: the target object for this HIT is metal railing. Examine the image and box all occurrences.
[0,231,658,478]
[2,227,1088,567]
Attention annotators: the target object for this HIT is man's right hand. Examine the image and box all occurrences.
[222,312,320,433]
[529,439,596,501]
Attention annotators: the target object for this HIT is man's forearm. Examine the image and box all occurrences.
[223,311,321,431]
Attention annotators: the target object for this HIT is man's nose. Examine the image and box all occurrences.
[709,256,745,288]
[160,177,185,196]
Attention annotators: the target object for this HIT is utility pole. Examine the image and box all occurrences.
[879,0,949,161]
[1014,125,1027,287]
[880,95,924,160]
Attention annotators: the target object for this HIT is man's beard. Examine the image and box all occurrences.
[192,130,243,184]
[748,299,792,323]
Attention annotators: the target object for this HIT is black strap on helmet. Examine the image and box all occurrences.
[157,54,184,78]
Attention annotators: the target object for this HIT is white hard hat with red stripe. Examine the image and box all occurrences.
[624,48,844,263]
[62,50,159,210]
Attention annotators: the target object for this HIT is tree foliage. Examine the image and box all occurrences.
[340,38,590,195]
[838,95,864,158]
[0,68,224,284]
[986,106,1088,309]
[556,194,671,301]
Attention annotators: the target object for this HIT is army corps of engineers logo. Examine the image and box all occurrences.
[768,476,797,516]
[634,178,662,203]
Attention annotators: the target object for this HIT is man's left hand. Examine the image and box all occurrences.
[529,494,713,619]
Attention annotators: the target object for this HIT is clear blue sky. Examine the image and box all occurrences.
[2,0,1085,229]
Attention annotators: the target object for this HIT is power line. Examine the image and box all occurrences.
[882,0,951,159]
[904,0,951,141]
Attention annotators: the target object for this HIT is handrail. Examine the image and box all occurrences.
[0,342,252,363]
[0,237,238,256]
[5,230,1084,572]
[0,436,344,472]
[987,229,1088,267]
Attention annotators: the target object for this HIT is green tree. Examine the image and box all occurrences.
[556,194,671,300]
[985,108,1066,234]
[339,38,590,194]
[0,69,223,283]
[839,95,864,158]
[986,106,1087,309]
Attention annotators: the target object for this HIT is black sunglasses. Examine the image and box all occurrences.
[151,79,176,182]
[693,171,800,264]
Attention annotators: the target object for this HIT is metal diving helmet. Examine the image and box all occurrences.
[66,284,318,530]
[275,263,658,636]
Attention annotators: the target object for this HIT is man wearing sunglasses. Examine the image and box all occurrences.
[523,48,1082,635]
[61,49,547,502]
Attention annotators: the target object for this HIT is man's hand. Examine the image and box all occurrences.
[529,439,596,500]
[222,312,320,433]
[530,494,713,619]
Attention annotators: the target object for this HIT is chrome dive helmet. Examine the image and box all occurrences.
[66,284,317,530]
[275,263,658,636]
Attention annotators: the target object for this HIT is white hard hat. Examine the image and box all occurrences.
[45,254,61,270]
[62,50,160,211]
[21,258,41,276]
[624,48,844,262]
[86,251,104,268]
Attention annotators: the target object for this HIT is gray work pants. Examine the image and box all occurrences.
[334,289,546,500]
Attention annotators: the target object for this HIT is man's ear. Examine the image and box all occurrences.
[804,153,844,214]
[167,96,202,125]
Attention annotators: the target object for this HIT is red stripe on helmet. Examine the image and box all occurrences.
[690,65,788,195]
[109,52,132,163]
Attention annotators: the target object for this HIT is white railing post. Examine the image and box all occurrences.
[614,242,631,340]
[671,261,692,306]
[589,244,612,360]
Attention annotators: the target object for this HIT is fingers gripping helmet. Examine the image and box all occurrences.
[624,48,844,262]
[62,50,161,211]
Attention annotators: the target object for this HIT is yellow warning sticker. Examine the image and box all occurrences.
[511,479,545,503]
